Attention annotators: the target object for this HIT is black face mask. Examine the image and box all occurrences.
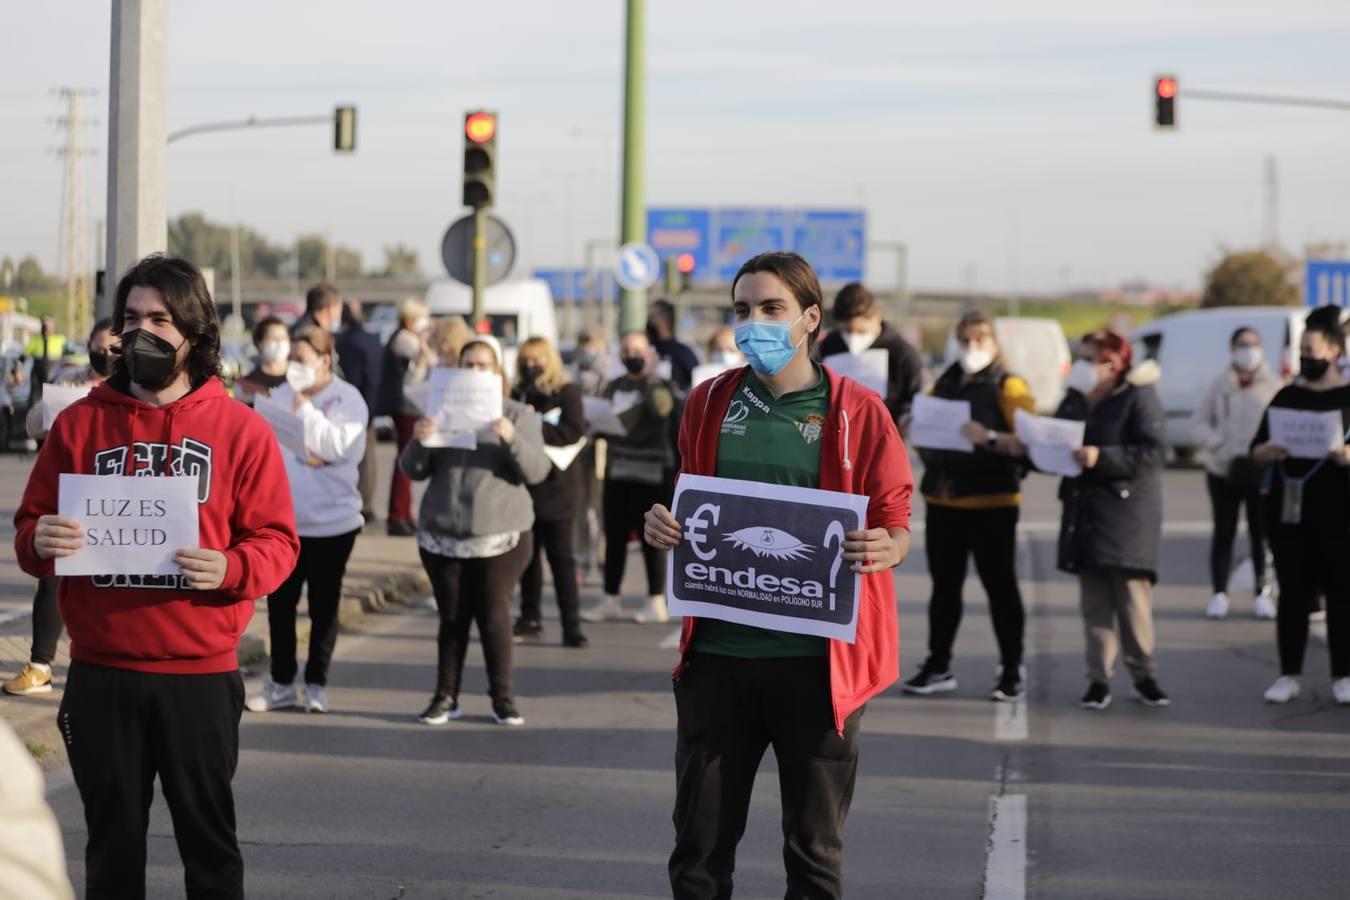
[521,364,543,383]
[1300,356,1331,381]
[88,349,111,377]
[121,329,183,390]
[621,356,645,375]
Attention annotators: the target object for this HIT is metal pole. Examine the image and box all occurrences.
[471,206,487,327]
[103,0,167,321]
[869,241,910,322]
[1184,88,1350,112]
[230,223,242,326]
[166,114,331,145]
[617,0,646,336]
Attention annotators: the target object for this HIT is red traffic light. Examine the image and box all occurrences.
[465,112,497,144]
[676,253,696,274]
[1156,77,1177,99]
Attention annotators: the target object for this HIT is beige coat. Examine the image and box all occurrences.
[0,720,74,900]
[1191,363,1283,478]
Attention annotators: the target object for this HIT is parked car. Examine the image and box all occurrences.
[944,316,1070,414]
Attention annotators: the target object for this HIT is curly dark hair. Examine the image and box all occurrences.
[111,253,222,388]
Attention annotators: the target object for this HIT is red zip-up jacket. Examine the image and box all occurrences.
[674,365,914,732]
[14,377,299,674]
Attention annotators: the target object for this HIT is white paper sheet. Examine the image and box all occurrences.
[1015,409,1085,477]
[544,436,588,471]
[909,394,974,452]
[1267,408,1346,460]
[56,474,199,577]
[42,383,91,431]
[422,368,503,448]
[253,393,306,455]
[823,349,889,396]
[582,395,628,436]
[692,362,736,387]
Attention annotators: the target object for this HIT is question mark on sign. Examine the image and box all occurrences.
[823,520,846,611]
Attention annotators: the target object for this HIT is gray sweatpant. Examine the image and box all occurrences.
[1079,566,1157,684]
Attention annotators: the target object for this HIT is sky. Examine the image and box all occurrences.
[2,0,1349,294]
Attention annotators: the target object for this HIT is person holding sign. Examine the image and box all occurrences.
[4,317,118,699]
[1053,331,1170,711]
[13,254,299,900]
[903,310,1035,702]
[581,330,678,625]
[510,336,590,648]
[403,339,551,727]
[247,325,368,715]
[1250,306,1350,705]
[644,251,913,900]
[815,281,924,425]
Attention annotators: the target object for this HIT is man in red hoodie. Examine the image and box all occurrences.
[14,254,299,900]
[645,252,913,899]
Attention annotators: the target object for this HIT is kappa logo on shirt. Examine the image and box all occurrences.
[93,438,214,504]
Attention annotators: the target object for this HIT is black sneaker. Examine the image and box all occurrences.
[387,520,416,537]
[562,629,590,649]
[492,700,525,727]
[901,662,957,695]
[1133,677,1171,707]
[513,618,544,643]
[991,666,1024,702]
[1080,682,1111,710]
[417,694,461,725]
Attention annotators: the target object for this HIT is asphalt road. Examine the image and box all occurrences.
[2,444,1348,898]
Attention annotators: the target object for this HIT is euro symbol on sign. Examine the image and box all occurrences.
[684,502,721,561]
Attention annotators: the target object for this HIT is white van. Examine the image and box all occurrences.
[944,317,1070,414]
[423,278,558,373]
[1130,306,1305,456]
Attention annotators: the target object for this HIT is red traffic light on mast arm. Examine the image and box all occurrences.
[463,110,498,208]
[1154,76,1177,128]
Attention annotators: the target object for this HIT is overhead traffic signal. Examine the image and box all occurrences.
[462,110,497,208]
[1154,76,1177,128]
[333,106,356,152]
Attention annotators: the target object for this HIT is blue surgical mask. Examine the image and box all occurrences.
[735,315,805,377]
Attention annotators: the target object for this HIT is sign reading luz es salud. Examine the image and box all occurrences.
[56,474,200,577]
[667,474,870,643]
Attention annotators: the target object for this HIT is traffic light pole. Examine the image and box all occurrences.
[1183,88,1350,113]
[617,0,646,336]
[472,205,487,327]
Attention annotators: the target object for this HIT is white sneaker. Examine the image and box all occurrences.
[633,594,670,624]
[246,676,297,712]
[1309,608,1327,623]
[1205,592,1230,619]
[1333,678,1350,706]
[304,683,329,714]
[1253,588,1276,621]
[1263,675,1301,704]
[581,594,623,623]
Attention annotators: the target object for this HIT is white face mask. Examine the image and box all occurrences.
[328,316,342,334]
[959,348,995,374]
[286,360,318,393]
[1232,346,1262,372]
[710,349,742,366]
[412,317,430,334]
[842,331,876,356]
[1066,359,1100,395]
[260,340,290,365]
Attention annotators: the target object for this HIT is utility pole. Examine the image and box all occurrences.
[869,241,909,321]
[617,0,646,335]
[1263,155,1280,250]
[54,87,96,337]
[103,0,167,321]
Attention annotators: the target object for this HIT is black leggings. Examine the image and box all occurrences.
[31,575,62,666]
[1206,473,1269,594]
[267,530,360,687]
[1270,525,1350,678]
[421,533,533,703]
[603,478,667,596]
[924,503,1026,670]
[519,517,580,632]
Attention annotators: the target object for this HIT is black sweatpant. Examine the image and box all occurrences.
[1269,524,1350,677]
[421,533,533,703]
[1206,472,1269,594]
[924,503,1026,671]
[670,653,862,900]
[519,517,581,633]
[58,661,245,900]
[267,529,360,687]
[30,574,61,666]
[603,477,667,596]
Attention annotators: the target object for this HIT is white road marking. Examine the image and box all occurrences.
[658,628,682,650]
[0,608,32,626]
[983,794,1028,900]
[995,701,1028,742]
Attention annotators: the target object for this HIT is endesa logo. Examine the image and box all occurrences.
[681,502,826,602]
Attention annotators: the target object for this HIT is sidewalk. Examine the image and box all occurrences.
[0,527,430,771]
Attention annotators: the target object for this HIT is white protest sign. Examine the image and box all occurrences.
[582,395,628,436]
[1015,408,1086,477]
[253,393,306,455]
[909,394,974,453]
[56,474,199,577]
[667,474,870,643]
[1268,408,1346,460]
[692,362,736,387]
[422,367,503,448]
[42,383,91,432]
[823,349,889,396]
[544,436,588,471]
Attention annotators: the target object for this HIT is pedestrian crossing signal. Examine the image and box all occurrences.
[463,110,497,208]
[1154,77,1177,129]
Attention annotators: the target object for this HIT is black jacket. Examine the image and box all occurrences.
[816,319,923,423]
[335,325,383,416]
[919,362,1025,500]
[375,329,420,418]
[510,381,587,521]
[1054,363,1167,582]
